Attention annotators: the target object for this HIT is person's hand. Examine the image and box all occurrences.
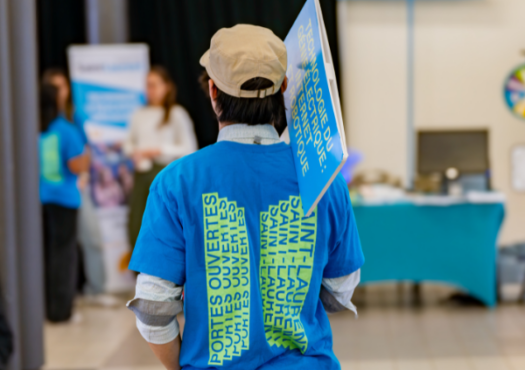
[132,151,144,166]
[141,148,162,159]
[77,172,89,191]
[132,148,161,167]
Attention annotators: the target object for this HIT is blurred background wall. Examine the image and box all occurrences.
[37,0,86,73]
[338,0,525,244]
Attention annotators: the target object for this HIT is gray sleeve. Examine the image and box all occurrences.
[127,297,183,327]
[126,273,184,344]
[321,269,361,316]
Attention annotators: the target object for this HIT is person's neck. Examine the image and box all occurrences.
[218,122,274,130]
[218,121,236,130]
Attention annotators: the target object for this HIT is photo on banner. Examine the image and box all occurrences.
[68,44,150,292]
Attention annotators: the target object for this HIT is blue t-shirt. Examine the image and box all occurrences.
[39,116,85,209]
[71,111,89,145]
[129,141,364,370]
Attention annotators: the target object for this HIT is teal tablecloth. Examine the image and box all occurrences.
[353,202,505,307]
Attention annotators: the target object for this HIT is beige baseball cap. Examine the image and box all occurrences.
[200,24,287,99]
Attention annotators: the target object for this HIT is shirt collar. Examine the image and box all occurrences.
[217,124,281,145]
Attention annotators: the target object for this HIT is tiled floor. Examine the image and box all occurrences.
[43,284,525,370]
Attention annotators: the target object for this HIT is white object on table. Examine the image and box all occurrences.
[408,192,505,206]
[512,144,525,192]
[359,184,407,205]
[408,195,464,206]
[466,191,506,204]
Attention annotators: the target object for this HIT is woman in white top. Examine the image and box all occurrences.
[124,66,197,250]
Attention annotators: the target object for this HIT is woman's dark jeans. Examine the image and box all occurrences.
[43,204,78,322]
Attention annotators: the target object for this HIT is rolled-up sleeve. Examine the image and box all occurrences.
[321,269,361,316]
[127,273,184,344]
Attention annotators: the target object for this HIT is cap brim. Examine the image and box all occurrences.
[200,50,210,68]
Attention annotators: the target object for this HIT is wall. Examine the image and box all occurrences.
[86,0,128,44]
[337,0,525,244]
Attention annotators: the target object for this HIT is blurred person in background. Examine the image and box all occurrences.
[39,83,89,322]
[0,286,13,370]
[123,66,197,251]
[42,69,119,308]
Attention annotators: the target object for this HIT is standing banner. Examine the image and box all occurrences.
[283,0,347,216]
[68,44,149,292]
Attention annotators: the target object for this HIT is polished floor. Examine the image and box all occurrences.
[43,284,525,370]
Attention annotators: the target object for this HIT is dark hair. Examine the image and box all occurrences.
[41,68,74,121]
[40,83,59,133]
[149,65,177,126]
[199,70,286,132]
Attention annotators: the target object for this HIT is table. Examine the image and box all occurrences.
[353,201,505,307]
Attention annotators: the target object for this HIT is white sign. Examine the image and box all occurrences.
[68,44,150,292]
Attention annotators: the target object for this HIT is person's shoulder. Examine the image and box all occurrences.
[52,116,78,135]
[153,144,221,183]
[170,105,191,120]
[170,105,187,114]
[173,143,222,168]
[324,173,348,194]
[47,117,84,149]
[131,106,154,119]
[322,173,351,208]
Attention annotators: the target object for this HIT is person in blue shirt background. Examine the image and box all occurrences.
[39,83,89,322]
[127,25,364,370]
[42,69,119,308]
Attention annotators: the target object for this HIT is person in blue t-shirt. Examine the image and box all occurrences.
[39,83,89,322]
[43,69,120,308]
[127,25,364,370]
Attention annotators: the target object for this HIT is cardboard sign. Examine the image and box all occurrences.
[283,0,347,216]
